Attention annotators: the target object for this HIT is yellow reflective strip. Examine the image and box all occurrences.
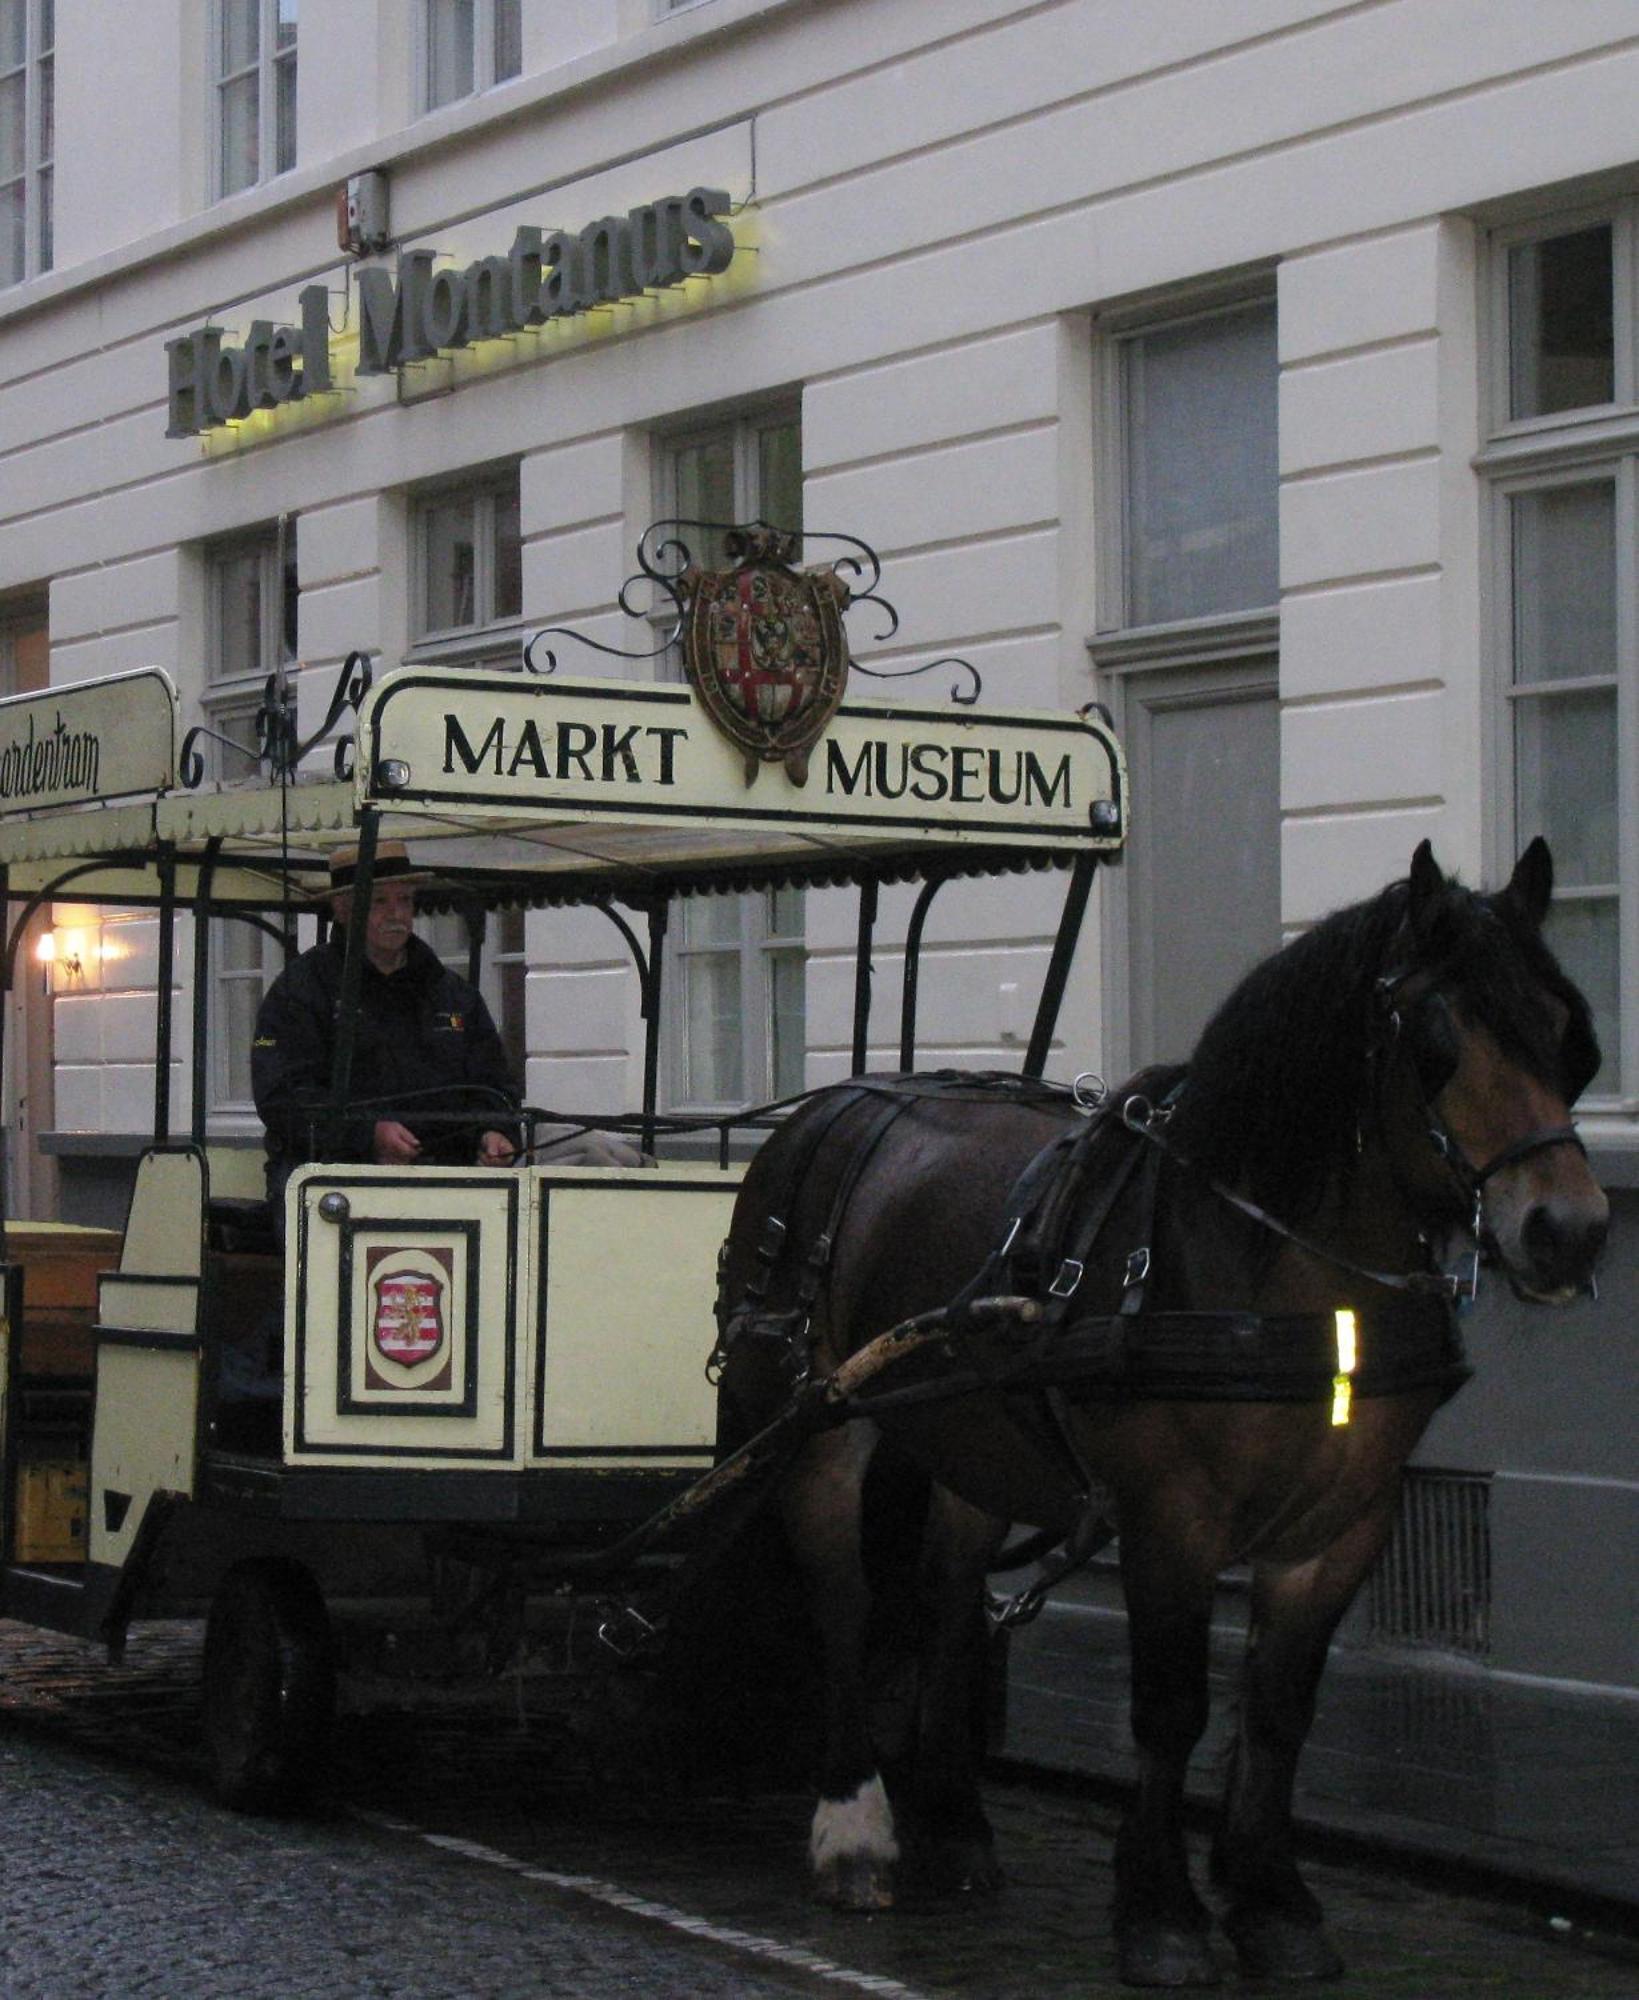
[1331,1307,1358,1427]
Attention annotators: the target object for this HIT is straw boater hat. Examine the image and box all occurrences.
[323,840,432,897]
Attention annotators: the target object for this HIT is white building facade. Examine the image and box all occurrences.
[1,0,1634,1690]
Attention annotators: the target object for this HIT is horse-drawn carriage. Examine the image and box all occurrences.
[0,527,1606,1989]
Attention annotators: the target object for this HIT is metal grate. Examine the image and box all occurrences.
[1367,1468,1492,1656]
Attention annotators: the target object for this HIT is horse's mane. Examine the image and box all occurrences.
[1164,861,1592,1226]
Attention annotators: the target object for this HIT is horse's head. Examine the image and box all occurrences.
[1379,839,1608,1303]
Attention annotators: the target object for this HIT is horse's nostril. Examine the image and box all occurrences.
[1522,1201,1608,1285]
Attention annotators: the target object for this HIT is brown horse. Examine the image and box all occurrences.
[716,840,1607,1988]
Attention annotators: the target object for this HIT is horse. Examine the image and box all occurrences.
[714,839,1607,1988]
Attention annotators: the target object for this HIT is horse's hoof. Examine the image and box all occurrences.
[814,1856,896,1912]
[1223,1908,1343,1981]
[1116,1921,1221,1989]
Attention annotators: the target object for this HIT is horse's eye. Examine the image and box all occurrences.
[1561,1018,1601,1103]
[1409,992,1460,1096]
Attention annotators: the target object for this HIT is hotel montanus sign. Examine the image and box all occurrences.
[0,669,178,814]
[166,187,737,438]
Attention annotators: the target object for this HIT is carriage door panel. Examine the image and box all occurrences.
[531,1168,742,1469]
[288,1169,523,1466]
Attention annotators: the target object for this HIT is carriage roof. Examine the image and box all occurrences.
[0,663,1125,912]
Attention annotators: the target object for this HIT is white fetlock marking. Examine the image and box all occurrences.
[810,1774,900,1873]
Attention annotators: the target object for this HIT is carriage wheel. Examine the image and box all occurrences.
[202,1557,335,1812]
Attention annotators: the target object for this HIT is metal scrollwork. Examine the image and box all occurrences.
[179,650,374,789]
[521,520,902,674]
[852,654,982,706]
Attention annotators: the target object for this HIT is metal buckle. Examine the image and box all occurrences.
[1048,1258,1084,1300]
[1122,1247,1150,1293]
[596,1603,662,1662]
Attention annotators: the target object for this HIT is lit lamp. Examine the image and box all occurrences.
[35,930,85,991]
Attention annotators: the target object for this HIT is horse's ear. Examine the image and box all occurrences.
[1503,836,1554,931]
[1407,839,1445,947]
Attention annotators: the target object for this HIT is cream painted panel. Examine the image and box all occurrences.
[1279,224,1445,363]
[533,1169,739,1464]
[522,436,628,536]
[98,993,160,1065]
[1280,343,1440,477]
[805,326,1061,473]
[807,427,1059,557]
[51,996,100,1064]
[0,411,182,530]
[760,4,1639,283]
[1284,809,1445,927]
[1280,460,1442,593]
[529,966,637,1054]
[88,1346,199,1570]
[299,497,384,589]
[99,1278,200,1335]
[52,1066,103,1129]
[756,0,1338,195]
[1282,689,1446,814]
[868,533,1060,652]
[297,576,382,664]
[524,1054,635,1116]
[118,1152,205,1279]
[49,552,181,646]
[807,943,1052,1053]
[523,518,630,625]
[48,630,181,686]
[1281,573,1446,702]
[288,1169,524,1466]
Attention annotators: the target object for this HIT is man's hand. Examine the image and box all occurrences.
[373,1119,423,1164]
[477,1129,516,1166]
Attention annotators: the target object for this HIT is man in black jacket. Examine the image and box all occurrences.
[251,841,521,1212]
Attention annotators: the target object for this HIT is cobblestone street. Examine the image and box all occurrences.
[1,1620,1635,1998]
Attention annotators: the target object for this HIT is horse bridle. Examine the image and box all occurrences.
[1370,958,1586,1223]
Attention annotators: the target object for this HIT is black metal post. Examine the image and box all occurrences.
[328,810,381,1150]
[190,839,222,1143]
[153,847,178,1143]
[851,879,878,1077]
[1023,853,1098,1079]
[464,901,487,989]
[898,874,950,1073]
[641,898,668,1157]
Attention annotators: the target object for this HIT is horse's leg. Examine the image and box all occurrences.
[780,1420,900,1911]
[1116,1524,1223,1989]
[1213,1501,1397,1980]
[907,1485,1008,1894]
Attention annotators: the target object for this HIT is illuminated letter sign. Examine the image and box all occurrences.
[166,284,332,438]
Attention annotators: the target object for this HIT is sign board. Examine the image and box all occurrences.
[0,668,178,816]
[359,671,1124,848]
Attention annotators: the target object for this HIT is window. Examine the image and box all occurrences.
[216,0,297,198]
[1,0,52,286]
[658,405,806,1108]
[203,523,297,1112]
[411,467,523,664]
[1093,297,1281,1069]
[425,0,521,111]
[204,522,298,776]
[1486,207,1630,1102]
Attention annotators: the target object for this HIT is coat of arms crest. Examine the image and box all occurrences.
[371,1267,446,1370]
[680,525,851,786]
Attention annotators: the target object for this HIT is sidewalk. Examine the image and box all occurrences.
[1001,1572,1639,1926]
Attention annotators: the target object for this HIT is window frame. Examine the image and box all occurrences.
[1,0,53,287]
[651,400,806,1114]
[1089,286,1281,1081]
[421,0,522,114]
[1480,198,1639,1121]
[201,521,298,1121]
[406,463,525,670]
[212,0,297,202]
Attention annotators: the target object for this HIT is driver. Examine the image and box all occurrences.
[251,841,638,1220]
